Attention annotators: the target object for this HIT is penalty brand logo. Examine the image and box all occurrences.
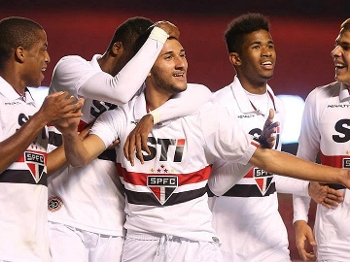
[253,168,273,195]
[147,176,178,205]
[24,151,46,183]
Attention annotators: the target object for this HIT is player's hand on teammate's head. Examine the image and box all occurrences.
[152,20,180,40]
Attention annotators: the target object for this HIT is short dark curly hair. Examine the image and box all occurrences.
[106,16,153,56]
[224,13,270,54]
[0,16,44,70]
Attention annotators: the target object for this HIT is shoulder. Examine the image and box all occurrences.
[306,81,339,103]
[212,84,232,103]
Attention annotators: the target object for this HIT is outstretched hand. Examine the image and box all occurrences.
[308,181,344,209]
[294,220,317,261]
[259,109,280,148]
[152,20,180,39]
[124,114,154,166]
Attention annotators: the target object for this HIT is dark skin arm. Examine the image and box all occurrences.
[0,92,83,174]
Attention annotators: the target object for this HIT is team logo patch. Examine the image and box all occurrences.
[147,176,178,205]
[24,151,46,183]
[343,158,350,168]
[253,168,273,195]
[48,196,63,212]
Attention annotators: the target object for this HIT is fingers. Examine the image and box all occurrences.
[135,134,144,165]
[153,20,180,39]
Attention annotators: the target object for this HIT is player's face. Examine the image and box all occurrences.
[22,29,50,87]
[148,38,188,95]
[238,30,276,85]
[331,29,350,86]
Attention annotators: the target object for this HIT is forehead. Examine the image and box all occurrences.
[244,29,273,45]
[337,29,350,42]
[160,38,184,54]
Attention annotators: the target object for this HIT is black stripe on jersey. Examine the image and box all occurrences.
[0,169,47,186]
[125,187,207,206]
[326,183,346,190]
[49,131,62,147]
[222,182,276,197]
[97,148,116,162]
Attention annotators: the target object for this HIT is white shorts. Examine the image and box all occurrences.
[48,221,124,262]
[122,230,223,262]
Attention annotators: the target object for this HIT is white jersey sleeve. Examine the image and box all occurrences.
[292,88,320,222]
[293,195,310,223]
[275,175,309,196]
[150,83,213,123]
[51,27,168,105]
[200,102,258,165]
[208,158,253,196]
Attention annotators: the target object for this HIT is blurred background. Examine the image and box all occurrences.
[3,1,349,260]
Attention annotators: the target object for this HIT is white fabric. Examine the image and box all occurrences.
[122,230,223,262]
[293,81,350,261]
[0,77,49,262]
[48,221,124,262]
[208,76,292,262]
[90,85,258,247]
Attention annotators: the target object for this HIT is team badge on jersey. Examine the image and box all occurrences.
[24,151,46,183]
[147,176,178,205]
[253,168,273,195]
[48,196,63,212]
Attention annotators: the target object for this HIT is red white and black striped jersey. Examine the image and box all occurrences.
[91,85,259,242]
[208,76,293,262]
[0,77,49,261]
[294,81,350,261]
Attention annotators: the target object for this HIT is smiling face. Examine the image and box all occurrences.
[331,28,350,86]
[231,29,276,93]
[22,29,50,87]
[147,38,188,96]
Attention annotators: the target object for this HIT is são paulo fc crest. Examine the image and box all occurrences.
[253,168,273,195]
[48,196,63,212]
[147,176,178,205]
[24,151,46,183]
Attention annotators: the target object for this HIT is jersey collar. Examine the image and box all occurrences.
[230,75,279,114]
[0,76,34,104]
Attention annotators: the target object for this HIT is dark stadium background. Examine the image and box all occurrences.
[2,1,349,260]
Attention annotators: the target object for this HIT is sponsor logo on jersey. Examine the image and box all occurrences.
[147,176,178,205]
[48,196,63,212]
[253,168,273,195]
[343,158,350,168]
[24,151,46,183]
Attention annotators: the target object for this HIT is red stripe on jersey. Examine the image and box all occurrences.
[251,140,260,147]
[117,163,212,186]
[320,153,350,168]
[78,120,88,132]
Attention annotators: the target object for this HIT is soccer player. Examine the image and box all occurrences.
[293,18,350,262]
[0,16,83,261]
[207,13,343,262]
[47,17,212,261]
[55,28,350,262]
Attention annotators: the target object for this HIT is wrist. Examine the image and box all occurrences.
[149,26,168,44]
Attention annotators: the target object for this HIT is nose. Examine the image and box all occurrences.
[262,46,272,57]
[331,45,341,59]
[174,55,186,68]
[45,51,51,64]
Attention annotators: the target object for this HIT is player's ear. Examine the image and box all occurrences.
[229,52,241,66]
[111,42,123,56]
[15,46,25,63]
